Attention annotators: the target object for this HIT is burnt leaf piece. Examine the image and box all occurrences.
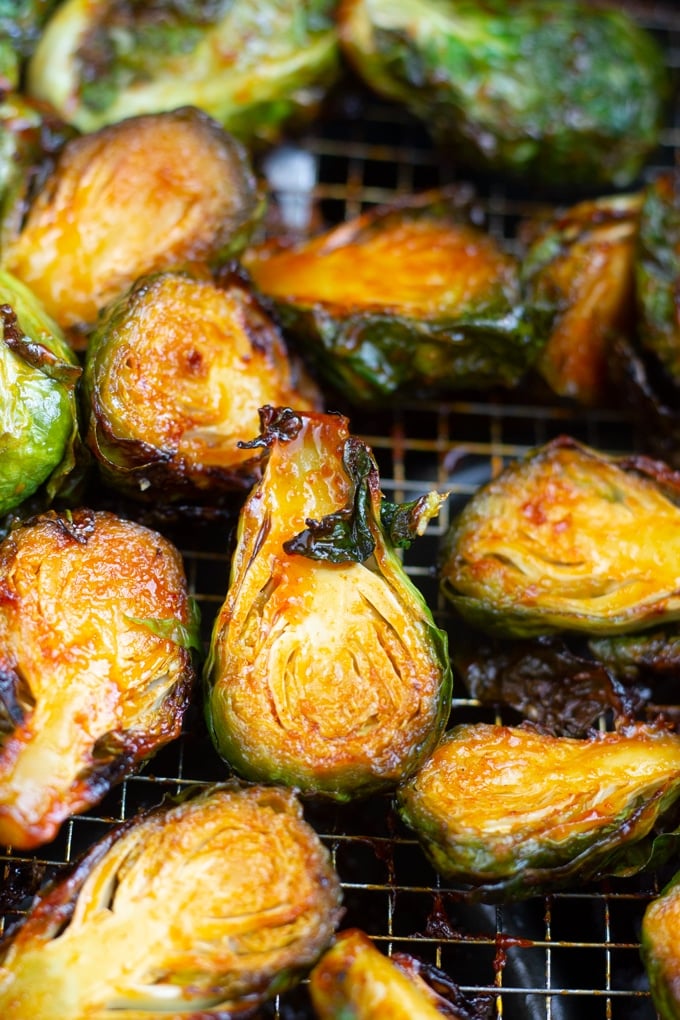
[81,267,321,508]
[26,0,339,144]
[0,783,343,1018]
[0,508,198,849]
[338,0,667,190]
[521,193,641,406]
[0,270,83,518]
[440,436,680,638]
[204,408,452,800]
[245,189,536,403]
[397,722,680,903]
[2,106,261,341]
[641,868,680,1020]
[309,928,486,1019]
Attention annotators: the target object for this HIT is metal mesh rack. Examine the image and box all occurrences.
[2,4,680,1019]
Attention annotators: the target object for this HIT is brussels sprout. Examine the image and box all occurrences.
[440,436,680,638]
[0,268,82,518]
[26,0,339,143]
[0,0,60,89]
[246,192,535,403]
[309,929,455,1019]
[397,721,680,902]
[205,406,452,800]
[641,869,680,1020]
[636,173,680,386]
[81,267,322,508]
[0,508,198,849]
[1,106,260,341]
[522,193,641,406]
[0,782,343,1017]
[339,0,667,190]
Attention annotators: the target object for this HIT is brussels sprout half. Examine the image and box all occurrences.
[641,869,680,1020]
[0,269,82,518]
[522,193,641,406]
[204,407,452,800]
[440,436,680,638]
[26,0,339,144]
[245,192,535,403]
[2,106,261,340]
[0,508,198,849]
[81,267,322,507]
[0,783,343,1018]
[397,721,680,902]
[339,0,667,190]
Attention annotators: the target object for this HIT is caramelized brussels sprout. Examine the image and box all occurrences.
[641,869,680,1020]
[205,407,452,800]
[339,0,667,190]
[0,269,82,518]
[246,192,534,403]
[309,929,454,1019]
[81,267,321,507]
[0,508,198,849]
[522,193,640,406]
[1,107,260,340]
[26,0,339,143]
[440,436,680,638]
[0,783,343,1017]
[397,721,680,901]
[636,173,680,386]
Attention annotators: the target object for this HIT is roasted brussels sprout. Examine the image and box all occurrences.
[440,436,680,638]
[0,268,82,518]
[1,106,260,341]
[26,0,339,144]
[81,267,322,507]
[246,192,535,403]
[339,0,667,190]
[641,869,680,1020]
[522,193,641,406]
[205,406,452,800]
[0,783,343,1017]
[0,508,198,849]
[309,929,455,1019]
[397,721,680,902]
[636,173,680,386]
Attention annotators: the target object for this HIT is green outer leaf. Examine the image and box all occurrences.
[126,598,202,654]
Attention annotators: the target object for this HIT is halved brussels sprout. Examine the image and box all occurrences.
[26,0,339,143]
[440,436,680,638]
[397,721,680,902]
[522,193,641,406]
[0,508,198,849]
[0,268,82,518]
[0,783,343,1017]
[641,869,680,1020]
[339,0,667,190]
[1,106,260,341]
[81,267,322,507]
[204,406,452,800]
[245,192,534,403]
[636,173,680,386]
[309,929,454,1019]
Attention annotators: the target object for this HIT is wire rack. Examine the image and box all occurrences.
[2,4,680,1019]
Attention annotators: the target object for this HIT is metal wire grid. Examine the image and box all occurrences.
[2,5,680,1019]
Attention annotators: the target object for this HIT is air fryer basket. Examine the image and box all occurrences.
[2,4,680,1018]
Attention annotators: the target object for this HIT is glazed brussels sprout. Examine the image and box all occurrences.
[205,406,452,800]
[0,269,82,518]
[522,193,641,406]
[397,721,680,902]
[1,106,260,341]
[26,0,339,143]
[245,192,534,403]
[0,508,198,849]
[440,436,680,638]
[309,929,455,1019]
[0,783,343,1017]
[81,267,321,507]
[641,869,680,1020]
[339,0,667,190]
